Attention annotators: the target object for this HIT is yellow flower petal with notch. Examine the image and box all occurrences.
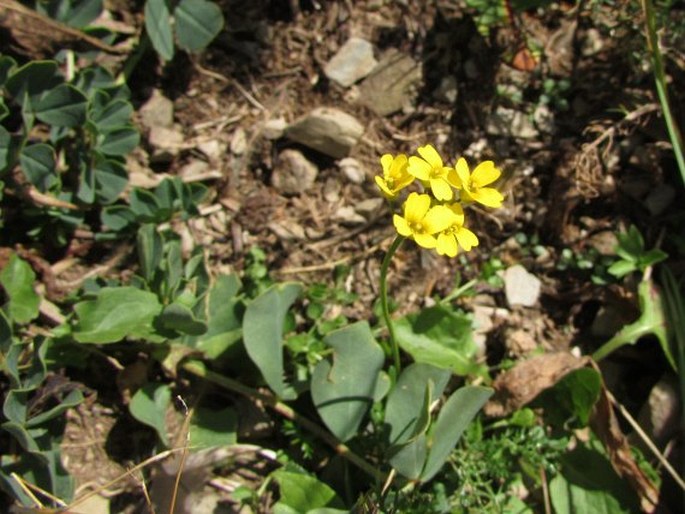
[453,158,504,208]
[407,144,455,201]
[393,192,457,249]
[435,203,480,257]
[375,153,414,199]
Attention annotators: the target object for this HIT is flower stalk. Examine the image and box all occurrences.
[380,235,405,374]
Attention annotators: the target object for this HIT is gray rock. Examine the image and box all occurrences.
[588,230,619,256]
[148,125,184,162]
[324,37,378,87]
[271,149,318,195]
[486,107,538,139]
[358,49,422,116]
[338,157,366,184]
[504,265,541,307]
[139,89,174,130]
[354,198,384,219]
[197,139,225,162]
[434,76,458,103]
[230,127,247,155]
[284,107,364,159]
[262,117,287,140]
[533,104,555,135]
[268,220,306,241]
[333,206,366,225]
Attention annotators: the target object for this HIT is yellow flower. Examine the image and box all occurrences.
[375,153,414,199]
[436,203,479,257]
[393,192,456,249]
[407,144,459,201]
[452,158,504,208]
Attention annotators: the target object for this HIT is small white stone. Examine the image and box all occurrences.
[504,265,541,307]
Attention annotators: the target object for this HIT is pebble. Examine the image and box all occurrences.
[588,230,619,256]
[354,198,384,219]
[324,37,378,87]
[504,265,541,307]
[197,139,225,162]
[139,89,174,130]
[148,125,184,162]
[333,206,366,225]
[268,220,306,241]
[262,117,287,140]
[434,75,458,103]
[271,149,318,195]
[486,107,538,139]
[338,157,366,184]
[230,127,247,155]
[358,49,422,116]
[284,107,364,159]
[637,375,681,446]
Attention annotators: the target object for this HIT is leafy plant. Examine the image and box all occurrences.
[0,57,138,245]
[608,225,667,278]
[145,0,225,61]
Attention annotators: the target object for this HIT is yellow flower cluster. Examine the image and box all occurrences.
[375,144,504,257]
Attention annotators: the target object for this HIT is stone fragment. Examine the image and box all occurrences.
[271,149,318,195]
[434,76,458,103]
[333,206,366,225]
[324,37,378,87]
[268,220,306,241]
[284,107,364,159]
[338,157,366,184]
[139,89,174,130]
[197,139,225,162]
[533,104,555,134]
[230,127,247,155]
[504,265,541,307]
[148,125,184,162]
[354,198,383,219]
[262,117,287,140]
[358,49,422,116]
[505,328,538,356]
[487,107,538,139]
[588,230,618,256]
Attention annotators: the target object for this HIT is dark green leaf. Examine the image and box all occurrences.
[90,99,134,130]
[92,155,128,204]
[35,84,87,127]
[96,127,139,155]
[0,309,11,354]
[130,187,164,221]
[174,0,224,52]
[129,382,171,446]
[272,470,344,512]
[101,204,136,231]
[156,302,208,336]
[19,144,58,192]
[189,406,237,448]
[5,61,61,106]
[0,55,17,87]
[145,0,175,61]
[26,389,83,427]
[137,224,164,283]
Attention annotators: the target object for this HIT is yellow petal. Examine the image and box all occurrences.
[455,158,470,187]
[404,192,431,221]
[472,187,504,208]
[380,154,394,175]
[407,156,432,180]
[471,161,501,187]
[375,176,394,197]
[437,233,458,257]
[446,167,462,189]
[417,144,443,169]
[390,154,408,176]
[456,227,479,251]
[393,214,412,236]
[423,205,456,233]
[414,233,437,249]
[447,202,465,224]
[430,178,453,201]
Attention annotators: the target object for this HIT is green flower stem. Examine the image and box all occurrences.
[380,235,405,374]
[182,360,384,482]
[641,0,685,186]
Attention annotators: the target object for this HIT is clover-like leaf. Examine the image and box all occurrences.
[0,253,40,324]
[129,382,171,447]
[175,0,224,52]
[19,144,58,192]
[34,83,87,127]
[145,0,174,61]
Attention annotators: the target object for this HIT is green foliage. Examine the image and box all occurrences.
[243,282,303,399]
[0,253,40,324]
[395,304,486,377]
[608,225,667,278]
[311,322,385,442]
[145,0,225,61]
[271,469,346,513]
[0,57,138,245]
[550,441,639,513]
[533,368,602,428]
[129,382,172,446]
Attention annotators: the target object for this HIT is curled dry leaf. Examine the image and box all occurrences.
[484,353,660,512]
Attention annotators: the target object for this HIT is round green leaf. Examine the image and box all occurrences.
[129,382,171,447]
[90,99,134,131]
[19,144,57,192]
[93,155,128,204]
[174,0,224,52]
[0,253,40,325]
[96,127,139,156]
